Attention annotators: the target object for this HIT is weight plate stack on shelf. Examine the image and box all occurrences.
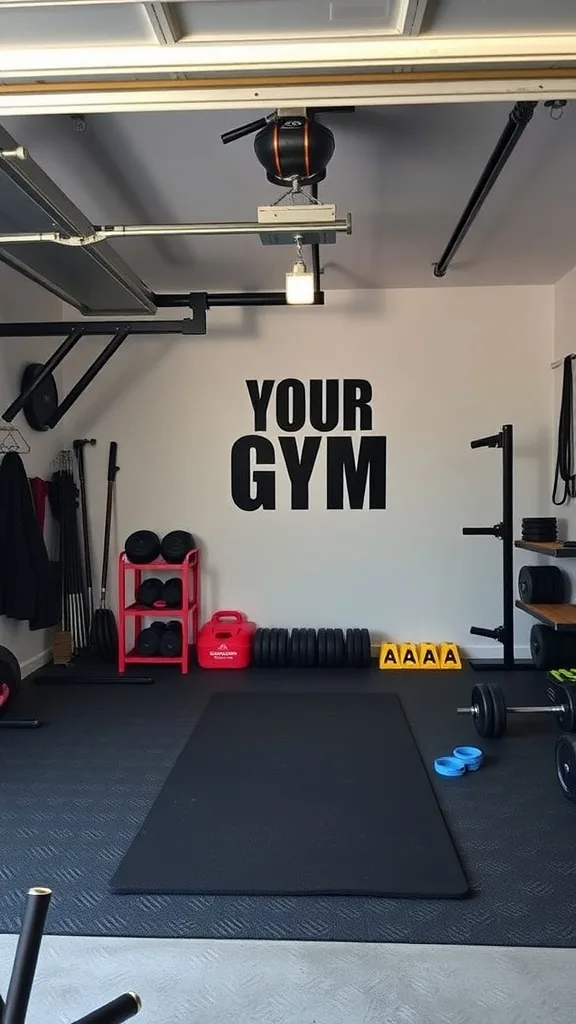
[518,565,566,604]
[277,628,288,667]
[334,628,345,667]
[268,627,279,667]
[521,517,558,542]
[252,627,262,667]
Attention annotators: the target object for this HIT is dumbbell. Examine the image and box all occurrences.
[457,681,576,739]
[159,620,183,657]
[135,621,166,656]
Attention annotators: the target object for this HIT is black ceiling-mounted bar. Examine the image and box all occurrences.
[0,319,202,337]
[2,326,84,422]
[433,101,538,278]
[153,291,325,308]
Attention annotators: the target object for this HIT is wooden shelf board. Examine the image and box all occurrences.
[515,541,576,558]
[515,600,576,630]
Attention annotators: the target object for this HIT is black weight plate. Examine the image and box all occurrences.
[317,628,327,668]
[260,628,271,668]
[471,683,495,738]
[298,628,308,668]
[269,628,279,668]
[518,565,565,604]
[277,628,288,668]
[345,628,354,667]
[252,627,262,667]
[290,628,300,667]
[490,684,508,738]
[333,628,345,668]
[306,628,316,667]
[325,629,335,668]
[360,628,371,668]
[551,683,576,732]
[530,624,560,670]
[125,531,161,564]
[521,531,558,540]
[160,530,196,564]
[21,363,58,432]
[159,627,183,657]
[522,517,558,524]
[556,733,576,800]
[0,645,21,714]
[353,628,363,669]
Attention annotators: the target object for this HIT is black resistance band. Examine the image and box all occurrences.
[553,354,576,505]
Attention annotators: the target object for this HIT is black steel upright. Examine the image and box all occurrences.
[463,424,517,671]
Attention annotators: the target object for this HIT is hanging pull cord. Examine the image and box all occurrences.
[552,355,576,505]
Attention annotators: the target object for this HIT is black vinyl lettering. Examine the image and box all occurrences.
[384,649,397,663]
[279,436,321,510]
[403,649,417,664]
[444,649,457,664]
[326,436,386,510]
[276,378,306,432]
[309,379,339,432]
[422,649,437,664]
[343,379,373,431]
[246,379,274,432]
[231,435,275,511]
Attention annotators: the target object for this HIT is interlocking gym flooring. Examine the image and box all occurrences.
[1,666,576,945]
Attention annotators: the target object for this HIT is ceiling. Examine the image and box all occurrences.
[1,0,576,48]
[4,100,576,293]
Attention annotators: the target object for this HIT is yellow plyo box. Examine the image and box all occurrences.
[378,642,462,670]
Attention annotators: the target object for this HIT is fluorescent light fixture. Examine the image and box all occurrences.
[286,262,315,305]
[285,233,315,305]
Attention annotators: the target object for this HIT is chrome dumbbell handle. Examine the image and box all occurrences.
[457,703,567,715]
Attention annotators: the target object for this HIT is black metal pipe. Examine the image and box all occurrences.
[4,887,52,1024]
[0,320,194,337]
[153,292,325,308]
[46,327,131,428]
[470,626,501,640]
[2,326,84,422]
[433,101,538,278]
[501,424,515,669]
[70,992,141,1024]
[462,526,500,536]
[470,432,503,450]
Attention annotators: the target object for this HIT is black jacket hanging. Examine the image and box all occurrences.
[0,451,58,629]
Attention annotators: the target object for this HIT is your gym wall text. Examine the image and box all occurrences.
[230,378,387,511]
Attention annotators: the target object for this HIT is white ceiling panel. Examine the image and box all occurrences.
[176,0,411,41]
[425,0,576,36]
[0,3,157,44]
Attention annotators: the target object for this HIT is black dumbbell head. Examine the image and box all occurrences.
[125,530,161,564]
[135,578,164,607]
[160,530,196,564]
[163,578,183,608]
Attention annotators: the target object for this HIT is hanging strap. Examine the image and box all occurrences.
[552,355,576,505]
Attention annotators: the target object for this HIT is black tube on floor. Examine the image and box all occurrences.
[70,992,142,1024]
[4,887,52,1024]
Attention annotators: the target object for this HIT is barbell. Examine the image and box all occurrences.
[457,681,576,739]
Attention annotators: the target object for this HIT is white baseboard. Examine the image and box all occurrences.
[20,649,52,678]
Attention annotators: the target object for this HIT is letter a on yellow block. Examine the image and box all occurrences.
[439,643,462,670]
[379,643,400,669]
[399,643,419,669]
[418,643,441,669]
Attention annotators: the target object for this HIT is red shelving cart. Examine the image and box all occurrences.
[117,548,200,674]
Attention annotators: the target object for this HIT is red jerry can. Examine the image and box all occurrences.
[197,610,256,669]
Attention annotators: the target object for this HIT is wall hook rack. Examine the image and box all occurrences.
[0,423,30,454]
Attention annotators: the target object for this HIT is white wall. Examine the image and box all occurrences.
[0,264,64,674]
[61,284,553,658]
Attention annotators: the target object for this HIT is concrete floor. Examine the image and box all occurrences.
[2,935,576,1024]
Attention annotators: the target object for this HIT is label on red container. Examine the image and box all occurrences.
[208,642,239,662]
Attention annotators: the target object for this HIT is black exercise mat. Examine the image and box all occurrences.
[111,692,468,897]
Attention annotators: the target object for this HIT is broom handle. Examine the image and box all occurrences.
[100,443,119,605]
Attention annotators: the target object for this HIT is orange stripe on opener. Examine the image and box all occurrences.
[273,123,282,179]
